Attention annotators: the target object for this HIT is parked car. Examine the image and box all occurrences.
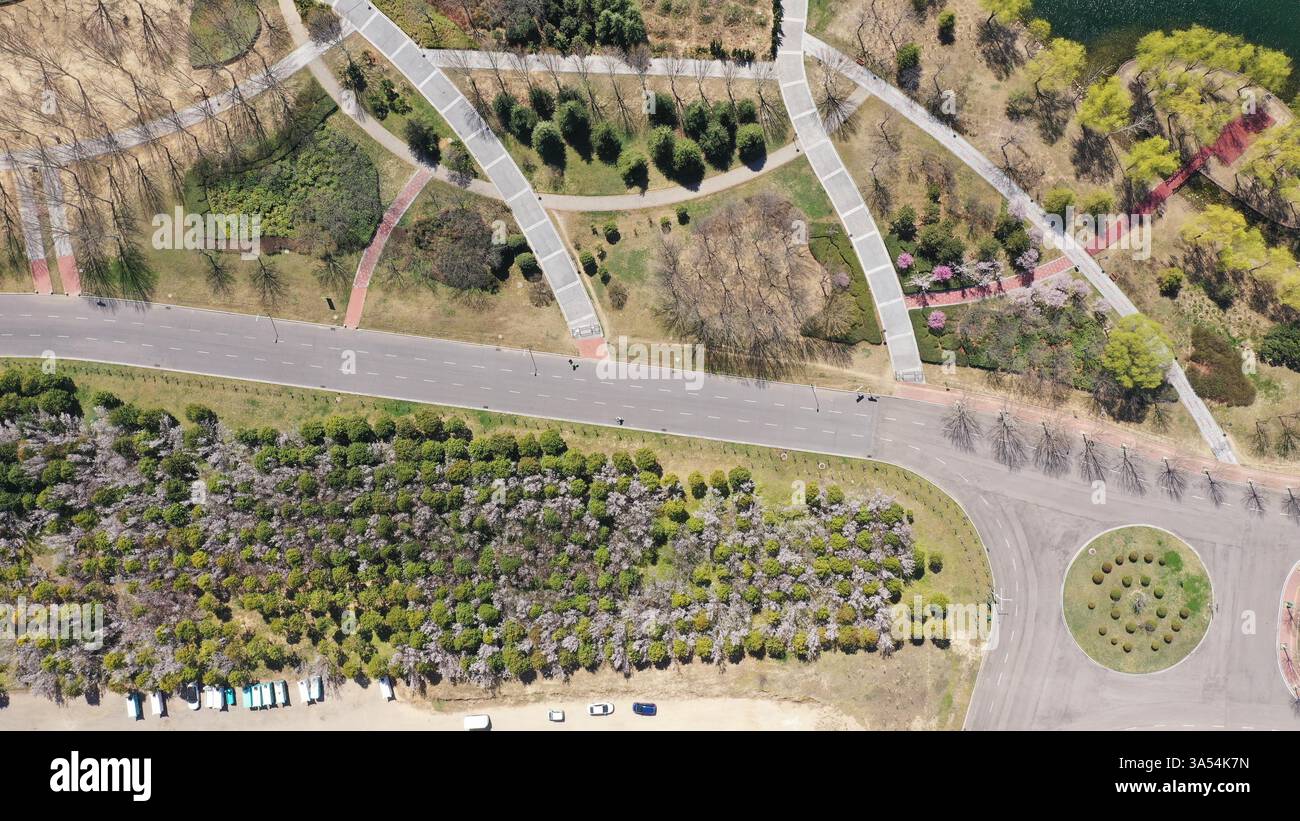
[276,680,289,706]
[149,691,165,717]
[463,714,492,731]
[126,692,142,721]
[309,675,324,703]
[183,683,201,711]
[379,675,395,701]
[297,679,311,704]
[632,702,657,717]
[587,702,614,717]
[547,709,565,722]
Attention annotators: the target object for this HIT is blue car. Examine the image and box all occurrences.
[632,702,657,717]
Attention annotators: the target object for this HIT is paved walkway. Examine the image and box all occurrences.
[1281,562,1300,700]
[39,167,79,296]
[0,41,332,172]
[775,0,924,383]
[805,32,1238,464]
[326,0,602,342]
[10,168,51,295]
[906,255,1077,308]
[344,166,433,329]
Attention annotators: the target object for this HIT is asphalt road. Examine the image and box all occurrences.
[1,294,1296,730]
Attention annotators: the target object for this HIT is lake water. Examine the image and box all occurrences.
[1035,0,1300,97]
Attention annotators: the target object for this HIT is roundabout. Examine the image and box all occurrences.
[1063,526,1213,675]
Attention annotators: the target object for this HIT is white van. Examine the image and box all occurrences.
[276,680,289,706]
[149,691,165,717]
[378,676,395,701]
[298,679,311,704]
[126,693,142,721]
[463,714,491,731]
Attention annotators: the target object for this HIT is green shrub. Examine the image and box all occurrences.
[736,123,766,164]
[1157,267,1184,297]
[515,252,539,276]
[671,138,705,181]
[1187,326,1255,406]
[592,121,622,162]
[617,150,648,188]
[531,121,565,165]
[1260,323,1300,371]
[647,125,676,169]
[938,9,956,43]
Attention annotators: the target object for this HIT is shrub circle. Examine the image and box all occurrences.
[1063,526,1213,674]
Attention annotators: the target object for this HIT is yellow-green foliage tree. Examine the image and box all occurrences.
[1023,38,1086,100]
[1101,314,1173,391]
[1245,122,1300,207]
[980,0,1032,28]
[1123,136,1180,185]
[1136,26,1293,94]
[1135,27,1293,145]
[1078,76,1133,134]
[1181,204,1300,310]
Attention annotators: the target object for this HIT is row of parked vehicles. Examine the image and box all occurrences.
[464,701,656,730]
[126,676,326,720]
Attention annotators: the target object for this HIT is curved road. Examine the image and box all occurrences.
[1,293,1295,730]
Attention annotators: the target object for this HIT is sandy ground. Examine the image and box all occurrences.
[0,682,859,731]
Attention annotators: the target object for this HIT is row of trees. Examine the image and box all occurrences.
[943,399,1300,516]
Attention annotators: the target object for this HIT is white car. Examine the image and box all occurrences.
[309,675,324,703]
[298,679,312,704]
[276,680,289,706]
[547,709,565,722]
[126,692,142,721]
[378,675,395,701]
[463,714,492,731]
[183,683,201,711]
[587,702,614,717]
[149,691,165,717]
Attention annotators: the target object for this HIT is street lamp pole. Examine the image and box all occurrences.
[810,383,819,412]
[528,347,538,376]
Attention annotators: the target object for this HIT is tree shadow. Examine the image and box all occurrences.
[977,22,1024,80]
[1071,128,1117,182]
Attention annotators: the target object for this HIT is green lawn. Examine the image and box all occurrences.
[1063,526,1213,674]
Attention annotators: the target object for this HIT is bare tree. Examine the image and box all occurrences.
[1202,470,1225,507]
[1157,458,1186,501]
[1032,421,1071,476]
[201,250,233,296]
[1278,415,1299,458]
[1252,420,1272,454]
[1116,445,1146,495]
[942,401,982,452]
[250,255,284,309]
[990,411,1026,470]
[1078,434,1108,482]
[1242,481,1266,515]
[1284,488,1300,522]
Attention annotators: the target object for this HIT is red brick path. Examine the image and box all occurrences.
[344,167,434,329]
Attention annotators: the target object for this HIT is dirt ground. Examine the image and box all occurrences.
[0,681,857,731]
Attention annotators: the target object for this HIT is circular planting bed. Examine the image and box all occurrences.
[1063,526,1212,674]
